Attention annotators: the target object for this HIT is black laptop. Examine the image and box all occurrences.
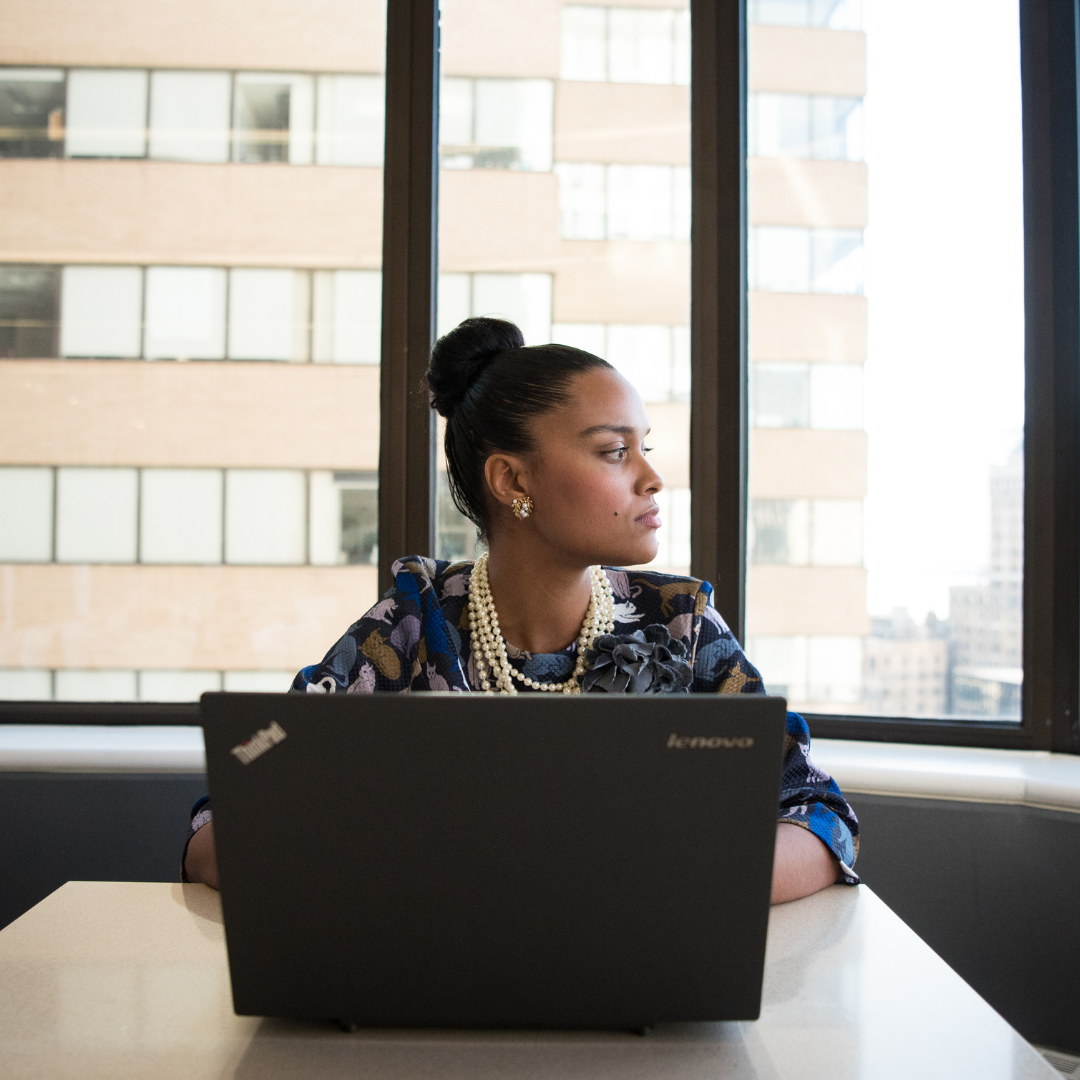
[199,692,787,1031]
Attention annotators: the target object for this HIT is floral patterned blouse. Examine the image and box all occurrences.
[186,556,860,883]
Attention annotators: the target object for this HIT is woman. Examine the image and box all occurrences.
[185,317,859,901]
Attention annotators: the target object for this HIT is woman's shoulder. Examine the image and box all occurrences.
[603,566,719,643]
[389,554,474,602]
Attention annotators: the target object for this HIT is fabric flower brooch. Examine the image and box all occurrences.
[581,624,693,694]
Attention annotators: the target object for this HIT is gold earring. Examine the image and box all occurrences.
[511,495,534,521]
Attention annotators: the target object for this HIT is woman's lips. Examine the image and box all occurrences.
[636,508,662,529]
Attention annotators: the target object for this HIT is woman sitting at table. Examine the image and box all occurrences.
[184,316,859,900]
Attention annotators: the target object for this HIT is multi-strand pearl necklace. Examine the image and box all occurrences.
[467,551,615,694]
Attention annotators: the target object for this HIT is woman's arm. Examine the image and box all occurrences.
[771,821,840,904]
[183,821,220,890]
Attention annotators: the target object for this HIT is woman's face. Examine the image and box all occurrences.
[502,366,665,568]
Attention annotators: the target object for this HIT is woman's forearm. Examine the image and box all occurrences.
[184,821,220,890]
[770,821,840,905]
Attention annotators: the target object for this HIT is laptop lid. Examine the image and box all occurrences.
[200,692,787,1030]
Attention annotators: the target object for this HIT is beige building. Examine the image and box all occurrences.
[0,0,869,708]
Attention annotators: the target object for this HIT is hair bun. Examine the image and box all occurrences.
[427,316,525,418]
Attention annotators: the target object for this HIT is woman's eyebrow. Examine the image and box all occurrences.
[577,424,649,438]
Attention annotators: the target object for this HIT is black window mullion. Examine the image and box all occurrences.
[378,0,440,592]
[690,0,749,641]
[1019,0,1080,753]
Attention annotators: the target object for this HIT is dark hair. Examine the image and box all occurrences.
[426,317,613,539]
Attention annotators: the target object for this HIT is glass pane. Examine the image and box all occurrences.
[0,69,65,159]
[55,467,138,563]
[0,3,386,701]
[60,266,143,358]
[436,0,691,572]
[0,264,58,358]
[65,69,147,158]
[0,468,53,561]
[745,0,1024,720]
[140,469,224,564]
[148,71,231,163]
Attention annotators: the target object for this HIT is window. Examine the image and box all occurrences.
[315,75,384,166]
[746,0,1025,724]
[234,73,315,165]
[224,470,307,565]
[144,267,227,360]
[309,471,379,566]
[60,266,143,358]
[0,68,64,158]
[561,6,690,85]
[147,71,231,163]
[55,468,138,563]
[750,0,862,29]
[750,93,863,160]
[556,163,690,241]
[440,78,553,171]
[140,469,223,565]
[65,69,147,158]
[313,270,382,364]
[438,273,553,347]
[751,227,864,294]
[0,468,53,561]
[752,363,863,429]
[227,269,308,362]
[553,322,690,403]
[0,265,58,358]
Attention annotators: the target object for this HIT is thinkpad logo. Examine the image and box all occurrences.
[231,721,288,765]
[667,733,754,749]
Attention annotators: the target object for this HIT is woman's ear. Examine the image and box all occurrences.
[484,453,529,508]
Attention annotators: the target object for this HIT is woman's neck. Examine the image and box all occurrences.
[483,539,594,654]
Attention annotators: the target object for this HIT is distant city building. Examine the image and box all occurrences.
[864,609,949,717]
[948,446,1023,718]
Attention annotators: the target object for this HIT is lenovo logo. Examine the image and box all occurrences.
[231,721,287,765]
[667,733,754,749]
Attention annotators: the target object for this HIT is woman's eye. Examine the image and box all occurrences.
[608,447,629,460]
[643,445,653,455]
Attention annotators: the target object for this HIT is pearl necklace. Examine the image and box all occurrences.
[467,552,615,694]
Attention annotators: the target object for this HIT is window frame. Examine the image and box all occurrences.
[3,0,1077,754]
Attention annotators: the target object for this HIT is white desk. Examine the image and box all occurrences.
[0,881,1056,1079]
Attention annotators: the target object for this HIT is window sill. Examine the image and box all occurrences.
[814,738,1080,813]
[2,727,1079,813]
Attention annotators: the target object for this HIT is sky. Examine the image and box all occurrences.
[860,0,1025,622]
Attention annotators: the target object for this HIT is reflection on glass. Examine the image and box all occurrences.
[60,265,143,358]
[745,0,1024,720]
[148,70,231,162]
[65,68,147,158]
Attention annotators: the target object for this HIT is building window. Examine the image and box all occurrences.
[749,0,862,30]
[224,470,307,565]
[234,73,315,165]
[60,266,143,359]
[750,93,863,161]
[65,68,148,158]
[746,634,865,706]
[440,77,554,172]
[0,66,386,167]
[752,362,863,430]
[750,499,863,566]
[309,471,379,566]
[55,467,139,564]
[315,75,385,167]
[0,68,65,158]
[147,71,231,163]
[438,272,553,347]
[0,468,53,562]
[750,226,864,294]
[553,322,690,403]
[561,6,691,85]
[140,469,224,565]
[0,264,59,358]
[555,163,690,242]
